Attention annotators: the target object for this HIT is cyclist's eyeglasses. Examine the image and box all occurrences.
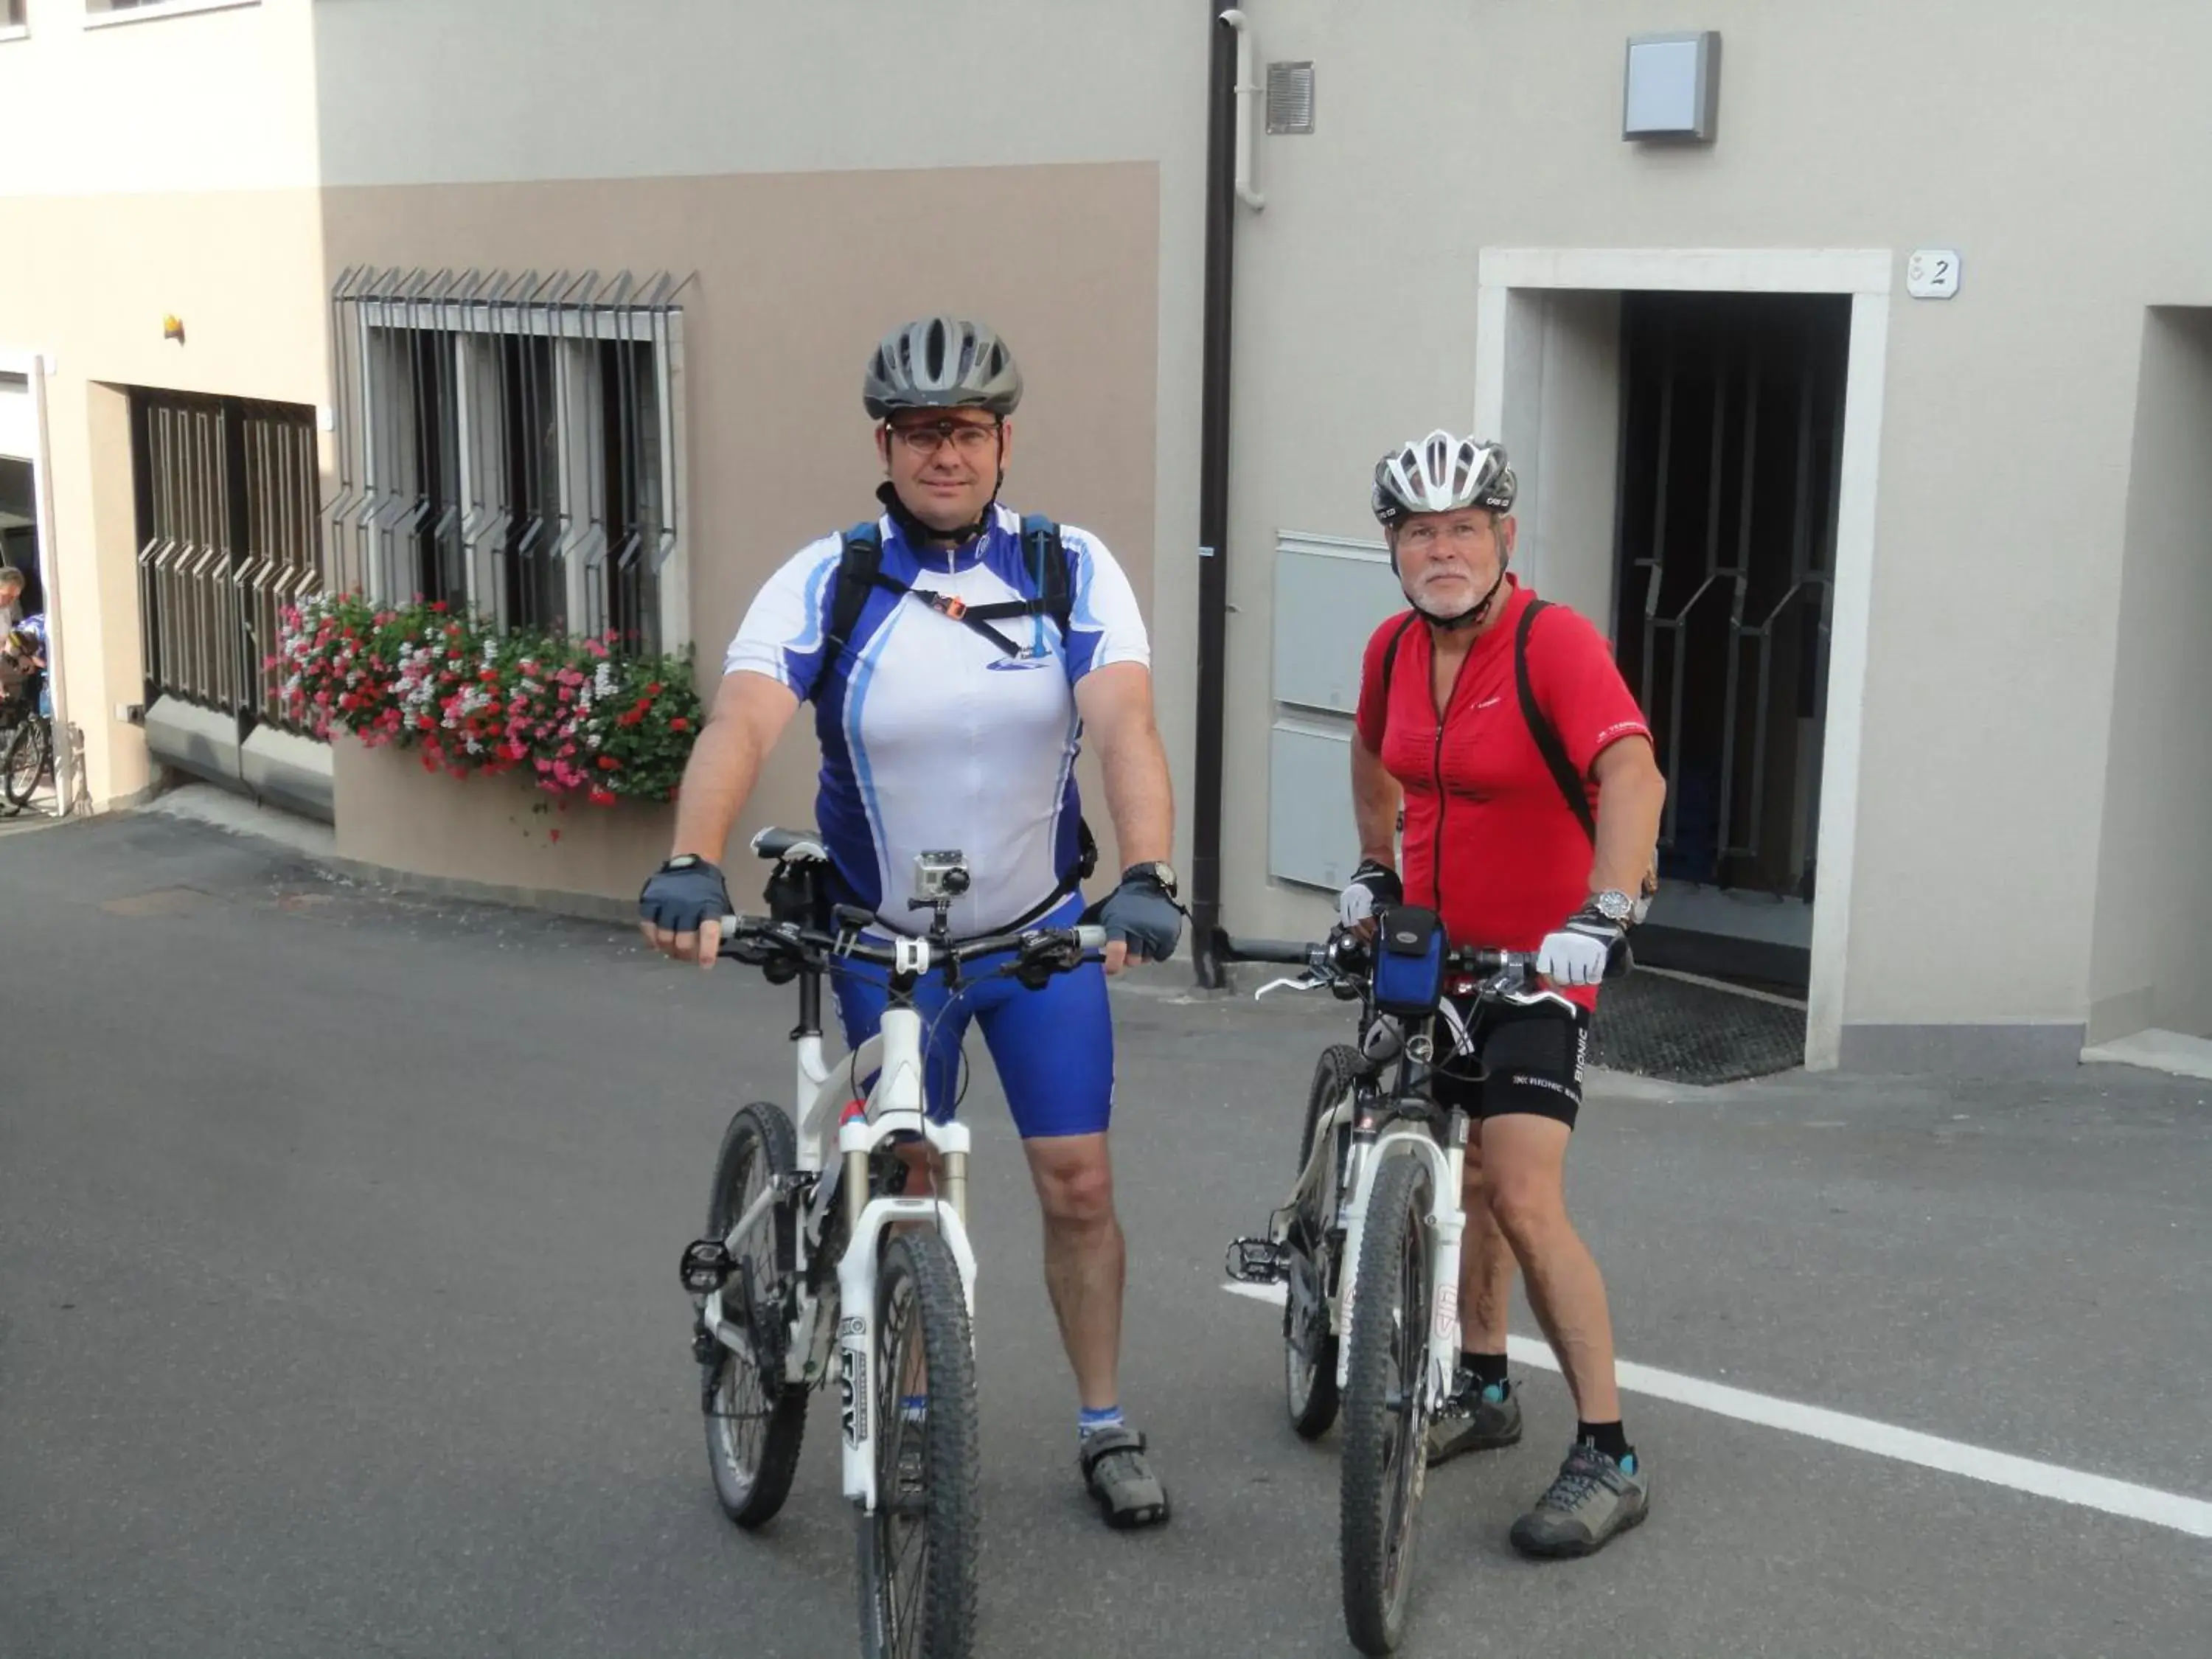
[888,419,1003,459]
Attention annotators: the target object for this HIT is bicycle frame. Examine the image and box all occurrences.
[700,945,979,1515]
[1254,961,1503,1417]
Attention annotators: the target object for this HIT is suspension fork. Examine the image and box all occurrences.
[1332,1105,1385,1391]
[1425,1109,1472,1410]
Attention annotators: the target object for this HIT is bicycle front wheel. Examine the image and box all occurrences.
[858,1229,978,1659]
[1340,1150,1436,1657]
[700,1102,808,1528]
[3,716,47,808]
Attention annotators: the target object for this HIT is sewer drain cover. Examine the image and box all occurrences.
[1590,970,1806,1085]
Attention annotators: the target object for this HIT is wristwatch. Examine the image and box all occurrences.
[1124,860,1179,899]
[1588,888,1635,927]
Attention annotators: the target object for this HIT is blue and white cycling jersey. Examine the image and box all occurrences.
[725,504,1150,939]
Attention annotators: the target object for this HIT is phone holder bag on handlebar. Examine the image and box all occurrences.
[1370,905,1447,1018]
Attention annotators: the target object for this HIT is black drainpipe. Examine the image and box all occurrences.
[1190,4,1239,989]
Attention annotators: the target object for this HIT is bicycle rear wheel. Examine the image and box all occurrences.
[3,716,47,809]
[700,1102,808,1528]
[858,1229,978,1659]
[1286,1043,1361,1440]
[1340,1150,1435,1656]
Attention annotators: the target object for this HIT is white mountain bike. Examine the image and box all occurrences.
[680,829,1103,1659]
[1222,912,1613,1656]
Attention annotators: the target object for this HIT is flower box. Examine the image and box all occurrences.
[272,594,703,813]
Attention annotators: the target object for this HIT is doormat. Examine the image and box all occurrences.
[1589,970,1805,1085]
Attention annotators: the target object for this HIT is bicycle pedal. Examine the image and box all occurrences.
[1225,1237,1292,1285]
[678,1237,733,1295]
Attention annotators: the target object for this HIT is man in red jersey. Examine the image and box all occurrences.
[1340,431,1666,1558]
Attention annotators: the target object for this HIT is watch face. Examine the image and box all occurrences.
[1138,861,1178,894]
[1594,890,1634,924]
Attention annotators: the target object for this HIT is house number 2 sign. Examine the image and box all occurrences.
[1906,250,1961,299]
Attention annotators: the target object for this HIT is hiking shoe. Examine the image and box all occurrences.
[1509,1444,1649,1558]
[1079,1423,1170,1529]
[1425,1377,1523,1465]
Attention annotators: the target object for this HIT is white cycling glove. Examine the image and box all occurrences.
[1338,858,1404,930]
[1535,903,1624,989]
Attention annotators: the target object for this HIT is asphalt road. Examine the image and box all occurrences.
[4,813,2208,1658]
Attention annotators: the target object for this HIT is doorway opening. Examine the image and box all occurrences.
[1613,291,1850,994]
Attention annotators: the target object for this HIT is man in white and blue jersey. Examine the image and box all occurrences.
[641,317,1178,1527]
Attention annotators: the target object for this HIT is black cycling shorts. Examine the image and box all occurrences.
[1429,999,1590,1130]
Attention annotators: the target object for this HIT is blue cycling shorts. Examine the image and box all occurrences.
[827,893,1115,1140]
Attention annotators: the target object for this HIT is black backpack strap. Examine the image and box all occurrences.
[945,514,1071,658]
[828,515,1077,666]
[1374,610,1421,710]
[824,521,906,667]
[1515,599,1598,844]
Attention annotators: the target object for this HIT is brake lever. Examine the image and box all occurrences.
[1255,970,1329,1001]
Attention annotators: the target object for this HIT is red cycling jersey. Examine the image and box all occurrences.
[1354,578,1652,1006]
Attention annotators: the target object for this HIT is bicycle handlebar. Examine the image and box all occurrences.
[1215,928,1526,978]
[717,912,1107,974]
[1214,934,1318,967]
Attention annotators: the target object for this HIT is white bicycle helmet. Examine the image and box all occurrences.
[1371,431,1516,529]
[863,316,1024,420]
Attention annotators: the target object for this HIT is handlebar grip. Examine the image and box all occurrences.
[1074,924,1108,952]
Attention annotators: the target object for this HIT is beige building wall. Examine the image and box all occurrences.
[320,164,1164,894]
[0,0,326,807]
[308,0,1211,901]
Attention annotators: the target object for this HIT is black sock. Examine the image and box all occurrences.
[1459,1351,1509,1393]
[1576,1419,1632,1464]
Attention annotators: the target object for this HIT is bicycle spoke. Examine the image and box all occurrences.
[897,1528,930,1653]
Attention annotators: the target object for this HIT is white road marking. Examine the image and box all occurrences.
[1220,1281,2212,1538]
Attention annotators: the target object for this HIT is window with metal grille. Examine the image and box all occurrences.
[328,268,687,656]
[132,391,321,733]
